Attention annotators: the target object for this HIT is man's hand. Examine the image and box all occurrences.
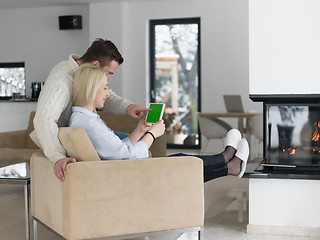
[53,157,76,182]
[126,104,151,119]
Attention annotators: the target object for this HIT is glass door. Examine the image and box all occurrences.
[150,17,201,149]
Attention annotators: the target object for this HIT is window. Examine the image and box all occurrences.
[150,17,201,149]
[0,62,25,98]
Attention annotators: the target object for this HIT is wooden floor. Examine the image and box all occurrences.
[2,175,318,240]
[0,183,181,240]
[0,184,26,240]
[0,184,63,240]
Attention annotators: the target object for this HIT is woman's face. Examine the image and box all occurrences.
[94,75,109,109]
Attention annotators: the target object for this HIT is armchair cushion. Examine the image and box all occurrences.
[58,127,101,161]
[30,127,101,162]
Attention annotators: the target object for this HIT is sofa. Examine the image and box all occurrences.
[0,110,167,168]
[30,127,204,240]
[0,111,40,168]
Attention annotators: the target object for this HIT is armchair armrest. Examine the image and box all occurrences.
[0,130,27,148]
[31,152,204,240]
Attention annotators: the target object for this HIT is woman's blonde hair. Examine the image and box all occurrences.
[73,63,106,109]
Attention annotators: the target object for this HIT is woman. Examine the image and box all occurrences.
[68,64,249,182]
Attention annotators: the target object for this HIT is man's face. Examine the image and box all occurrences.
[101,60,119,80]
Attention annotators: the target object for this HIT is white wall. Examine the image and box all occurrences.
[0,0,256,136]
[0,102,37,132]
[89,2,124,97]
[89,0,260,117]
[248,178,320,236]
[249,0,320,95]
[0,5,90,98]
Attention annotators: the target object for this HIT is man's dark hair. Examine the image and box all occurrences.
[78,38,124,67]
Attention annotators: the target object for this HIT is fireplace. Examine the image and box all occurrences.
[251,95,320,174]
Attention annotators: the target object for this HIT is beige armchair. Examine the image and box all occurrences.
[30,127,204,240]
[0,111,40,168]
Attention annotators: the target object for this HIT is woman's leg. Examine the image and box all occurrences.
[167,130,249,182]
[167,142,246,182]
[167,153,229,182]
[168,144,235,169]
[168,153,225,169]
[200,154,229,182]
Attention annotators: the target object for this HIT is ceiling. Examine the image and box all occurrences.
[0,0,156,9]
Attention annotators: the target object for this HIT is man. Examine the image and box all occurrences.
[34,38,148,181]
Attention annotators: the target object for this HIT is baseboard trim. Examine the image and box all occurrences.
[247,224,320,237]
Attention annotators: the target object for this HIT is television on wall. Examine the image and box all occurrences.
[0,62,25,99]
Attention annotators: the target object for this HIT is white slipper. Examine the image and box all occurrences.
[224,129,242,150]
[235,138,249,178]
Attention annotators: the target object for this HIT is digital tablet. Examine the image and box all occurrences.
[145,103,165,123]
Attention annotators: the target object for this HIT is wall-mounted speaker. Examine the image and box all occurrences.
[59,15,82,30]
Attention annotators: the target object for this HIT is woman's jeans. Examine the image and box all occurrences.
[114,131,130,140]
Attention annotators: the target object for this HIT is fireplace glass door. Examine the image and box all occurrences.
[266,103,320,168]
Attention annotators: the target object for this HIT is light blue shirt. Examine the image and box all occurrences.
[68,107,149,160]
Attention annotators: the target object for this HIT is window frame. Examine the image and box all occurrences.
[149,17,201,149]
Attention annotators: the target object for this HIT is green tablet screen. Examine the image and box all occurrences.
[146,103,164,123]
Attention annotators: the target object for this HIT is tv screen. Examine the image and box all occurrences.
[0,62,25,98]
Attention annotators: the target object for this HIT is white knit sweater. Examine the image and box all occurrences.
[34,54,132,163]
